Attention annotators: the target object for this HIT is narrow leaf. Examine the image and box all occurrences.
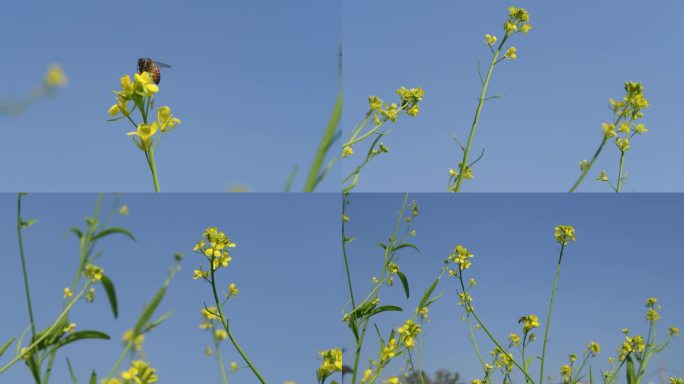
[101,275,119,318]
[55,331,110,349]
[69,227,84,239]
[0,337,15,358]
[396,271,410,299]
[92,227,135,242]
[143,310,173,333]
[418,275,441,310]
[66,357,78,384]
[368,305,403,318]
[89,370,97,384]
[392,243,420,253]
[626,355,636,384]
[134,286,167,335]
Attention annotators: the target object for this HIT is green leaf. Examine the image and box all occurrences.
[524,356,533,371]
[66,357,78,384]
[89,370,97,384]
[20,219,38,229]
[92,227,136,242]
[423,293,443,308]
[367,305,403,318]
[626,355,636,384]
[143,310,173,333]
[418,275,441,310]
[69,227,83,239]
[54,330,110,350]
[101,275,119,318]
[396,271,410,299]
[392,243,419,253]
[134,285,167,335]
[0,337,15,358]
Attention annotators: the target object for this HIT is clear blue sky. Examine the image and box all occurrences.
[343,1,684,192]
[0,0,340,192]
[343,193,684,382]
[0,193,341,383]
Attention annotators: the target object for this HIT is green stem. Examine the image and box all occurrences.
[452,38,506,192]
[210,263,267,384]
[145,149,161,192]
[351,320,369,384]
[216,341,229,384]
[16,194,37,343]
[342,194,356,309]
[616,150,626,192]
[106,341,133,380]
[458,276,486,372]
[539,244,565,384]
[568,138,608,192]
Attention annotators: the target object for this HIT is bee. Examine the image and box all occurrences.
[137,58,172,85]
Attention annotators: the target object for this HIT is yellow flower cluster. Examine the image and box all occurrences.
[508,333,520,347]
[588,341,601,354]
[491,347,514,372]
[618,335,645,360]
[316,348,343,381]
[520,314,540,333]
[505,7,532,34]
[554,225,576,246]
[121,360,158,384]
[83,264,104,283]
[448,244,474,271]
[397,319,422,348]
[108,72,181,151]
[193,227,236,272]
[367,87,425,125]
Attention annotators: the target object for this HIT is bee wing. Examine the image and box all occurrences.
[154,61,172,69]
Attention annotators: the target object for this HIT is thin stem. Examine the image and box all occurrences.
[145,149,161,192]
[342,194,356,309]
[539,244,565,384]
[209,262,267,384]
[350,320,369,384]
[106,341,133,380]
[458,276,486,371]
[616,150,626,192]
[216,342,229,384]
[452,37,506,192]
[16,194,37,342]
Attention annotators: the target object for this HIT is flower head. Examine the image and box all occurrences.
[127,122,159,150]
[316,348,342,380]
[554,225,576,246]
[157,106,181,132]
[45,64,68,87]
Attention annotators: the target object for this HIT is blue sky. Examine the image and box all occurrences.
[343,193,684,382]
[0,0,340,192]
[0,193,341,383]
[343,0,684,192]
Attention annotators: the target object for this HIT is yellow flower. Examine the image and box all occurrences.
[646,308,661,321]
[127,122,159,150]
[63,323,76,333]
[118,204,129,215]
[560,365,571,377]
[86,287,95,302]
[554,225,576,245]
[45,64,68,87]
[157,106,181,132]
[449,168,457,177]
[588,341,601,353]
[20,347,31,361]
[228,283,239,297]
[123,329,145,352]
[569,354,577,362]
[230,361,239,371]
[397,319,422,348]
[342,145,354,158]
[504,46,517,60]
[193,269,209,280]
[669,378,684,384]
[418,306,429,320]
[122,360,158,384]
[134,72,159,97]
[362,369,373,382]
[214,329,228,341]
[521,314,540,332]
[449,244,474,270]
[407,104,420,117]
[602,122,617,138]
[669,327,680,337]
[508,333,520,347]
[108,96,131,117]
[317,348,343,380]
[84,264,104,283]
[384,378,399,384]
[520,23,532,33]
[119,75,135,98]
[504,21,517,32]
[485,34,498,46]
[596,170,609,182]
[380,337,398,361]
[579,160,589,171]
[202,307,219,320]
[382,103,399,122]
[646,297,658,306]
[615,137,631,152]
[369,96,383,112]
[64,287,73,298]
